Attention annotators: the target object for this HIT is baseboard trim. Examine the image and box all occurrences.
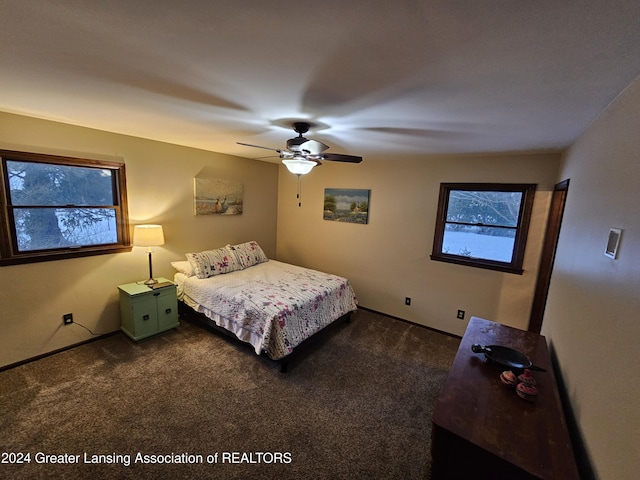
[0,331,118,372]
[2,309,458,372]
[357,306,462,339]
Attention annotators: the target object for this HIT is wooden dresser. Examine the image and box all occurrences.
[431,316,580,480]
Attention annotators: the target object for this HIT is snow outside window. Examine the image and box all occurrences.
[430,183,536,274]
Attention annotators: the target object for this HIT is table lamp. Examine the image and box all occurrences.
[133,224,165,285]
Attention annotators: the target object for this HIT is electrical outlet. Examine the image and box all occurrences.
[63,313,73,325]
[405,297,411,306]
[457,310,465,320]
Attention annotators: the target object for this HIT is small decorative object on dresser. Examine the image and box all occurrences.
[431,316,580,480]
[118,277,179,341]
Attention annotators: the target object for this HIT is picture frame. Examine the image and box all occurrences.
[323,188,370,224]
[604,228,622,259]
[194,178,243,215]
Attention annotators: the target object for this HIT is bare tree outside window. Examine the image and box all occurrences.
[0,150,130,265]
[431,183,536,274]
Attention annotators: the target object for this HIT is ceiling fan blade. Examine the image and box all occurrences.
[300,139,329,154]
[286,137,329,154]
[236,142,282,153]
[238,123,361,167]
[321,153,363,163]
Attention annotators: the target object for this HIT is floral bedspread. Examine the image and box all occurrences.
[176,260,357,360]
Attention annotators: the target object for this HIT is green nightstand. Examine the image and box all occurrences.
[118,277,179,341]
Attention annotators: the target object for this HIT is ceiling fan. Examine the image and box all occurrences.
[237,122,363,175]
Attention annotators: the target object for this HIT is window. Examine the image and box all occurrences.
[0,150,131,265]
[431,183,536,274]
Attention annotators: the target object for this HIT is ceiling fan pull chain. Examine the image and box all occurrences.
[297,174,302,207]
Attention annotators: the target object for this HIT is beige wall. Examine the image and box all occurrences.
[6,87,637,479]
[543,76,640,479]
[0,111,278,368]
[276,152,560,336]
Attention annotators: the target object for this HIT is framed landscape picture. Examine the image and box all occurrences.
[323,188,370,224]
[194,178,243,215]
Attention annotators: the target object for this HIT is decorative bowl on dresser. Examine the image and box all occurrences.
[430,316,580,480]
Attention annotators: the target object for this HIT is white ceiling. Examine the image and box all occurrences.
[2,1,640,162]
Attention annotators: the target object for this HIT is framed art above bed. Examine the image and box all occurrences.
[193,178,243,215]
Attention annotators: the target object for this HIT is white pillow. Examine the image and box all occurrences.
[171,260,194,277]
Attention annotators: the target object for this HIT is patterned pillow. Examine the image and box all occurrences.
[229,241,269,269]
[186,247,242,279]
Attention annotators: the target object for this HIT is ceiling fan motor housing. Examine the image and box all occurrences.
[292,122,311,134]
[287,136,308,151]
[236,120,362,163]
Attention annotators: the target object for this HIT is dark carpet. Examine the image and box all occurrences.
[0,309,459,479]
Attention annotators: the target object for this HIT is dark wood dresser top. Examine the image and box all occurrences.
[431,316,579,480]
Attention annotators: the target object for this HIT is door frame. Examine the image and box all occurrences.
[528,179,570,333]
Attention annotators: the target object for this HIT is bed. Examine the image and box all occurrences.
[172,241,357,370]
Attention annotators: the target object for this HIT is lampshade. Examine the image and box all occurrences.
[133,224,165,247]
[282,158,316,175]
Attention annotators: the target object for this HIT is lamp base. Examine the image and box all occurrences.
[144,251,157,286]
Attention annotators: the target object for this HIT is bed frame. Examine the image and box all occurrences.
[177,300,353,373]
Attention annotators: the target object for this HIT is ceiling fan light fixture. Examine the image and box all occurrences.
[282,158,316,175]
[237,121,361,175]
